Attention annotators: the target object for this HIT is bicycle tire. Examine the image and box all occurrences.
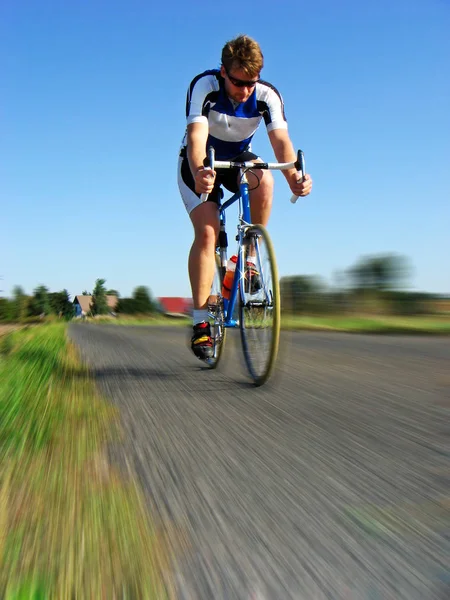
[239,225,280,386]
[205,253,227,368]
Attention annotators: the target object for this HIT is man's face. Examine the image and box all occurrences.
[220,65,259,103]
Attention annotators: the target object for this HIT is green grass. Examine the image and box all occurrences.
[81,312,450,335]
[0,324,169,599]
[83,314,191,327]
[280,314,450,334]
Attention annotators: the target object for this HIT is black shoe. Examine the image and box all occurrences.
[191,321,214,360]
[244,262,261,294]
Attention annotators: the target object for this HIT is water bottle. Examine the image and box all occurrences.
[222,255,238,299]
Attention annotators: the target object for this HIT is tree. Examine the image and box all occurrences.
[132,286,155,313]
[82,290,90,296]
[106,289,119,297]
[116,286,156,315]
[0,297,15,322]
[49,289,73,319]
[91,278,109,315]
[280,275,327,314]
[29,285,51,316]
[349,253,411,292]
[116,297,137,314]
[12,285,28,321]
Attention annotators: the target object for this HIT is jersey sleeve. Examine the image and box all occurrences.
[259,83,288,132]
[185,73,216,126]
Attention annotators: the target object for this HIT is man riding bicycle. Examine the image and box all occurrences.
[178,34,313,360]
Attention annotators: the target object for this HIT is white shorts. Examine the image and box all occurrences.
[178,149,260,215]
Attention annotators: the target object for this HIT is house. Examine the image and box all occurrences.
[157,297,193,317]
[73,295,118,317]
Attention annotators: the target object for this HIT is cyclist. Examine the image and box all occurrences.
[178,34,313,360]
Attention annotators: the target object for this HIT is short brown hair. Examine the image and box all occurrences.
[221,35,264,78]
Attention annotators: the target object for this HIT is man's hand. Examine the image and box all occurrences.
[289,173,313,197]
[194,167,216,195]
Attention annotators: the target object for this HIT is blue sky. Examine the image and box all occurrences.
[1,0,449,300]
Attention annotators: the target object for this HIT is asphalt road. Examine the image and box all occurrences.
[68,324,450,599]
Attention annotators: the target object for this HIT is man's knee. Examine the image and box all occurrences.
[248,169,274,193]
[261,170,274,191]
[196,225,216,244]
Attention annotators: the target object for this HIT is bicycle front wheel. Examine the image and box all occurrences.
[205,254,226,368]
[239,225,281,386]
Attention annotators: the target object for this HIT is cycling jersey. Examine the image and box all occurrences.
[180,69,288,160]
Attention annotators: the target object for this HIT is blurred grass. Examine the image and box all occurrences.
[280,315,450,334]
[0,324,169,599]
[82,313,450,334]
[82,314,191,327]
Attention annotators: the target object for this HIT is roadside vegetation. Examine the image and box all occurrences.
[75,313,450,335]
[1,253,449,334]
[280,314,450,334]
[278,253,450,334]
[0,324,169,599]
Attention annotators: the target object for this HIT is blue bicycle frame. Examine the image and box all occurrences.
[219,173,252,328]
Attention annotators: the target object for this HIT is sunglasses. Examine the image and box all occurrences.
[224,67,260,88]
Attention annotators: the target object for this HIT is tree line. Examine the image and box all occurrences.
[0,253,447,323]
[88,278,157,316]
[0,278,158,323]
[280,252,445,316]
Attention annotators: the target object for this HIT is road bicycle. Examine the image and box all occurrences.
[202,146,305,386]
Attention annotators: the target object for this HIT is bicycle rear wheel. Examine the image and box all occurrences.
[239,225,280,386]
[205,254,226,368]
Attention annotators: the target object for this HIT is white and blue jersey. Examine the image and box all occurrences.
[181,69,288,160]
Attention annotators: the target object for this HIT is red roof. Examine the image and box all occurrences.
[158,297,192,315]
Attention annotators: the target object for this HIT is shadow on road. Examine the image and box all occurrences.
[90,364,253,392]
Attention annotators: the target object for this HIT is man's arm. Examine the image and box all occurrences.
[187,121,208,176]
[186,121,216,194]
[268,128,312,197]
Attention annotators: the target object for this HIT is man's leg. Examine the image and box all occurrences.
[189,200,220,311]
[247,167,274,226]
[188,201,220,359]
[178,154,221,358]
